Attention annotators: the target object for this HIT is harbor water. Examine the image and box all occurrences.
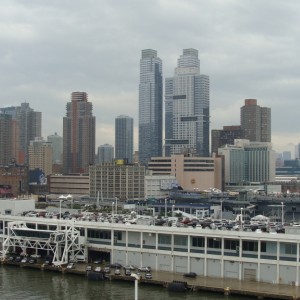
[0,265,256,300]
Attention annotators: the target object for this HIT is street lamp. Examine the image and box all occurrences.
[59,199,63,220]
[281,202,284,225]
[164,198,167,218]
[131,273,140,300]
[220,199,223,220]
[240,208,243,231]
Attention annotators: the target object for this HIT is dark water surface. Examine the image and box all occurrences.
[0,265,256,300]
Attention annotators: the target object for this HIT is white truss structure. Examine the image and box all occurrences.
[1,221,85,266]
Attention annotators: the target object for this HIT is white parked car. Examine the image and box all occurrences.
[94,266,101,272]
[123,265,135,270]
[66,263,75,269]
[138,266,151,272]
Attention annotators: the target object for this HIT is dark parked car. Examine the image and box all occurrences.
[138,266,151,272]
[14,256,21,262]
[110,262,122,269]
[183,272,197,278]
[29,258,37,264]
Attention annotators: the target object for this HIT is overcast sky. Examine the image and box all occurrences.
[1,0,300,156]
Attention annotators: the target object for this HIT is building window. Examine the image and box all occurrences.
[158,234,171,245]
[191,237,204,247]
[174,235,187,246]
[242,240,258,252]
[208,238,221,249]
[224,239,239,250]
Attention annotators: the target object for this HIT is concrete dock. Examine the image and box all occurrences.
[2,261,300,299]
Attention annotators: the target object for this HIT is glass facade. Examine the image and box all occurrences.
[139,49,163,166]
[165,49,210,157]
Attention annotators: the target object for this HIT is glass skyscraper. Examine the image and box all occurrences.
[115,115,133,164]
[97,144,114,164]
[139,49,163,166]
[165,49,210,157]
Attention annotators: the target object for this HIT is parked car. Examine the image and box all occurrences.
[103,266,111,273]
[93,259,102,264]
[66,262,75,269]
[44,256,53,266]
[86,265,93,272]
[183,272,197,278]
[123,265,135,270]
[14,256,21,262]
[94,266,101,272]
[7,256,15,262]
[124,269,131,276]
[110,262,122,269]
[114,268,121,275]
[138,266,151,272]
[29,258,37,264]
[145,272,152,279]
[21,257,29,263]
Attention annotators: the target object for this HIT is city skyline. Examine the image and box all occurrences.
[1,1,300,155]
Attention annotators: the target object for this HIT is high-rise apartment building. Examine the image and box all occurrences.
[0,103,41,164]
[47,132,63,163]
[211,125,243,155]
[240,99,271,142]
[28,137,53,176]
[138,49,163,166]
[0,113,12,165]
[115,115,133,164]
[63,92,95,174]
[97,144,114,164]
[165,49,210,157]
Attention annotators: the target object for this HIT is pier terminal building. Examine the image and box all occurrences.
[1,199,300,286]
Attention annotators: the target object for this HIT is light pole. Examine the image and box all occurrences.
[220,199,223,220]
[164,198,167,218]
[241,208,243,231]
[115,197,118,216]
[281,202,284,225]
[59,199,63,220]
[131,273,140,300]
[112,201,114,223]
[172,205,175,218]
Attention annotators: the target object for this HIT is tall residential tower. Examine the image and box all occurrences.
[115,115,134,164]
[0,103,41,164]
[139,49,163,165]
[165,49,210,157]
[63,92,95,174]
[240,99,271,142]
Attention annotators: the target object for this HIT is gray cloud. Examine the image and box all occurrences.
[1,0,300,154]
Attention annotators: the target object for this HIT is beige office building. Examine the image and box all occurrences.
[148,154,223,191]
[89,163,145,200]
[48,174,89,195]
[28,138,53,176]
